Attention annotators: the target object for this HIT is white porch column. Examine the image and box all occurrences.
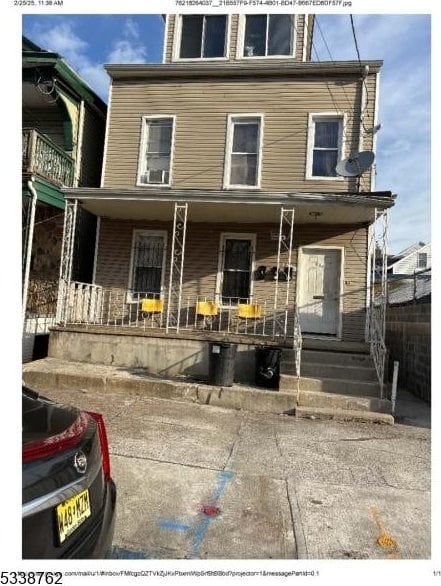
[166,202,188,332]
[273,206,295,336]
[56,199,78,324]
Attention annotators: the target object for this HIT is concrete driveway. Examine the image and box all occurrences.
[34,384,431,560]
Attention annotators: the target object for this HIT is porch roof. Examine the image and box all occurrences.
[63,187,394,225]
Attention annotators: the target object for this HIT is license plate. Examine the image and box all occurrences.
[56,489,91,544]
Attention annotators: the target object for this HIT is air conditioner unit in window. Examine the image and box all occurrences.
[142,169,168,184]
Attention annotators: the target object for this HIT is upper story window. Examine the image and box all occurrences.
[241,15,295,58]
[306,114,344,180]
[224,115,263,189]
[417,252,428,269]
[138,116,175,186]
[178,15,228,59]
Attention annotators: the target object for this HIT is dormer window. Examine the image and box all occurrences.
[178,15,228,59]
[241,15,295,58]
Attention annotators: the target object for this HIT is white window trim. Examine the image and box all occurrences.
[223,113,264,190]
[172,14,230,62]
[162,15,170,64]
[296,245,345,340]
[127,229,168,302]
[236,14,297,60]
[216,232,257,307]
[302,15,309,62]
[305,112,346,181]
[136,115,176,188]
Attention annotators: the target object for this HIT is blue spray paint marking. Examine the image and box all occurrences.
[188,470,235,559]
[158,519,191,532]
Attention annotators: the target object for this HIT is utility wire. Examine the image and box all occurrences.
[349,14,372,130]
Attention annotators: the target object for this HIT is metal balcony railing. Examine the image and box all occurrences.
[22,128,74,187]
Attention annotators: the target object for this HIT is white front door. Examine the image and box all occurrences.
[298,247,342,335]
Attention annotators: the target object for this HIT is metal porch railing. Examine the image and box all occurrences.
[58,283,303,348]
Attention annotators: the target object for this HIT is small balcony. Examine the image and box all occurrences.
[22,128,74,187]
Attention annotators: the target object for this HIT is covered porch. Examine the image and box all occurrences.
[56,188,393,395]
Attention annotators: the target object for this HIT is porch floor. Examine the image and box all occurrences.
[51,324,370,353]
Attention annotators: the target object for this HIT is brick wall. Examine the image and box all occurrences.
[386,303,431,403]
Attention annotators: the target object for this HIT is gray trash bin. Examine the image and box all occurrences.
[208,342,237,386]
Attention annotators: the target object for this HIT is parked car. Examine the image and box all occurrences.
[22,386,116,558]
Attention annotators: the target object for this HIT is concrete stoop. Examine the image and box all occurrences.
[22,357,393,424]
[277,347,393,423]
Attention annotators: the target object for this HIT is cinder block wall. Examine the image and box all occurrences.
[385,303,431,403]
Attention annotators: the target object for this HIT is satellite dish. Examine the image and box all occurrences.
[336,151,375,177]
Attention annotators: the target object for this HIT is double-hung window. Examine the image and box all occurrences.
[225,115,262,188]
[241,15,295,57]
[138,117,174,186]
[178,15,228,59]
[417,252,428,270]
[130,231,167,297]
[307,114,344,179]
[218,234,255,305]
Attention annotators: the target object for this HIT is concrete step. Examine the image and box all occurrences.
[23,358,298,415]
[303,350,374,367]
[281,349,374,367]
[23,358,391,424]
[279,374,380,397]
[297,389,391,414]
[297,362,378,382]
[295,406,394,425]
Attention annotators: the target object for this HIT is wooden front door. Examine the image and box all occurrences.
[298,247,342,335]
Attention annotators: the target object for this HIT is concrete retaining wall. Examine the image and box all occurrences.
[48,329,258,383]
[385,303,431,404]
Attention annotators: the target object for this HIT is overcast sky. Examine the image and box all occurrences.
[22,13,431,255]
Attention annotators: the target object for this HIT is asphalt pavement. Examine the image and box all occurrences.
[27,381,431,561]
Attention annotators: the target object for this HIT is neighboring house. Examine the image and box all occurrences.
[53,15,395,409]
[386,242,431,305]
[388,242,431,275]
[22,36,107,361]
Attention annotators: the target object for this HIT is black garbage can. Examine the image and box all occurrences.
[255,346,282,389]
[208,342,237,386]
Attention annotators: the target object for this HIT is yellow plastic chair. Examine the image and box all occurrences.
[141,298,164,320]
[237,303,262,319]
[196,301,219,317]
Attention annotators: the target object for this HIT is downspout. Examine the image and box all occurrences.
[23,178,38,328]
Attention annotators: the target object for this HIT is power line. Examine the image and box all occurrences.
[349,14,372,131]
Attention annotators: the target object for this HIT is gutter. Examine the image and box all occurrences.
[105,60,383,81]
[23,179,38,327]
[63,187,395,208]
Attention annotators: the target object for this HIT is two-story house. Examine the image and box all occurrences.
[52,15,395,413]
[22,36,107,361]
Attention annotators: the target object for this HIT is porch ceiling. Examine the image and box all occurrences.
[69,189,394,225]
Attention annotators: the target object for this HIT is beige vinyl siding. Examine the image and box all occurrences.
[105,74,374,192]
[95,219,367,342]
[78,104,105,187]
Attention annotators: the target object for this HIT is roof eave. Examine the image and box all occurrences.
[105,60,383,81]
